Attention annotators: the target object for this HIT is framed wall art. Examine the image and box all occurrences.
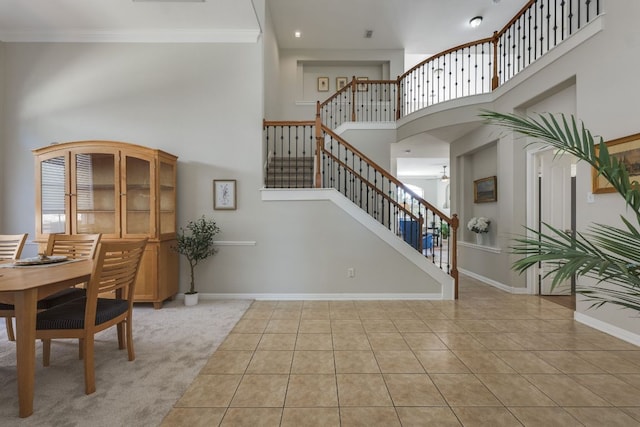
[592,132,640,194]
[474,176,497,203]
[336,77,348,91]
[214,179,237,210]
[317,77,329,92]
[356,76,368,92]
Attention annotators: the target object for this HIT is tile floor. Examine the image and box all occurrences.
[161,276,640,426]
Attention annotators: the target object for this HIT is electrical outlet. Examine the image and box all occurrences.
[587,192,595,203]
[347,267,355,278]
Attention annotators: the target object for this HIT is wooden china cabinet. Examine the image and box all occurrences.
[33,141,178,308]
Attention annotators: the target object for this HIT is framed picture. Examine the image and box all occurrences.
[336,77,348,91]
[474,176,497,203]
[592,132,640,194]
[317,76,329,92]
[356,76,368,92]
[214,179,237,210]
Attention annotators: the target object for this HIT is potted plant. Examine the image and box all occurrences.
[173,216,220,306]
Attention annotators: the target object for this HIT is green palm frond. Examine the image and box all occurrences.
[482,110,640,312]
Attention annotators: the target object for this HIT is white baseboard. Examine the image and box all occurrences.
[574,312,640,347]
[458,268,529,294]
[179,292,445,301]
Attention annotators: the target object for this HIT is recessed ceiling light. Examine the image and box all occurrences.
[294,31,301,38]
[469,16,483,28]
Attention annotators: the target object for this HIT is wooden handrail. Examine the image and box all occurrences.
[495,0,537,39]
[263,119,315,128]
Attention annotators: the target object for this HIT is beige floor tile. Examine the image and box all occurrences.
[454,320,499,333]
[569,373,640,406]
[366,332,409,350]
[295,333,333,350]
[332,333,372,350]
[231,318,269,334]
[331,319,365,333]
[230,374,289,407]
[509,407,582,426]
[452,406,523,426]
[220,408,282,427]
[395,407,461,426]
[276,301,303,309]
[357,310,389,320]
[476,373,555,406]
[452,350,516,373]
[329,310,360,320]
[414,350,470,373]
[252,301,279,309]
[617,373,640,389]
[201,350,253,374]
[423,320,466,332]
[336,373,393,406]
[291,350,335,374]
[414,310,450,320]
[374,350,425,373]
[543,333,603,350]
[564,407,640,427]
[392,319,430,332]
[617,351,640,366]
[257,333,297,350]
[586,333,640,350]
[361,319,397,333]
[430,374,502,406]
[161,407,226,427]
[176,374,242,407]
[270,309,302,320]
[533,351,604,373]
[574,350,640,373]
[285,374,338,407]
[504,333,562,350]
[384,373,447,406]
[281,408,340,427]
[402,332,448,350]
[245,350,293,374]
[240,308,273,320]
[621,407,640,422]
[299,319,331,333]
[492,350,561,374]
[264,319,300,333]
[436,333,487,350]
[469,333,524,350]
[303,300,329,309]
[217,333,262,351]
[385,311,418,320]
[301,309,330,320]
[334,350,380,373]
[339,407,401,427]
[523,374,610,406]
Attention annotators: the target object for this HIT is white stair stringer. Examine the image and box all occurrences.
[261,187,455,300]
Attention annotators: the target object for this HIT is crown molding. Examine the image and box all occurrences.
[0,28,261,43]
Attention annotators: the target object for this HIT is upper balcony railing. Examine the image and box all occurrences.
[320,0,601,129]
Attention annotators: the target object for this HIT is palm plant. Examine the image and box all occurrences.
[480,110,640,311]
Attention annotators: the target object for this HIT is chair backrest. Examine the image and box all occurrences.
[0,234,28,260]
[45,234,102,260]
[86,239,148,305]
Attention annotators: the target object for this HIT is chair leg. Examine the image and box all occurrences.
[126,319,135,361]
[83,335,96,395]
[42,339,51,367]
[117,323,125,350]
[5,318,15,341]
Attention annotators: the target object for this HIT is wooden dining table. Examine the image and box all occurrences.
[0,259,92,418]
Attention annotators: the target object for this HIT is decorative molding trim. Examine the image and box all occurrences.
[180,292,445,301]
[574,311,640,347]
[457,241,502,253]
[0,29,261,43]
[459,268,529,294]
[213,241,256,246]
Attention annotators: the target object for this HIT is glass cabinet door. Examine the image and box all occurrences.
[38,153,69,236]
[72,152,119,237]
[123,155,154,237]
[159,160,176,236]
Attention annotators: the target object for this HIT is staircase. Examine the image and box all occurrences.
[265,156,314,189]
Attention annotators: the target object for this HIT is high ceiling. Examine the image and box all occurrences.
[0,0,528,177]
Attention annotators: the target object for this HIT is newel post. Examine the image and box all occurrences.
[315,101,323,188]
[450,214,460,299]
[491,31,499,90]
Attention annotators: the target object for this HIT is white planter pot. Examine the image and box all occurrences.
[476,233,485,245]
[184,293,199,306]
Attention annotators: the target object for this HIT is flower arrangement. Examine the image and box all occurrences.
[467,217,490,234]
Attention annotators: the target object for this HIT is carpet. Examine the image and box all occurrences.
[0,298,252,427]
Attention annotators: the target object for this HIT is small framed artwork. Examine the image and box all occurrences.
[474,176,497,203]
[214,179,237,210]
[592,132,640,194]
[357,76,368,92]
[336,77,348,91]
[317,77,329,92]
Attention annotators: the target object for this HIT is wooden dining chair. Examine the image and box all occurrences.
[36,238,148,394]
[2,233,102,342]
[0,234,28,340]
